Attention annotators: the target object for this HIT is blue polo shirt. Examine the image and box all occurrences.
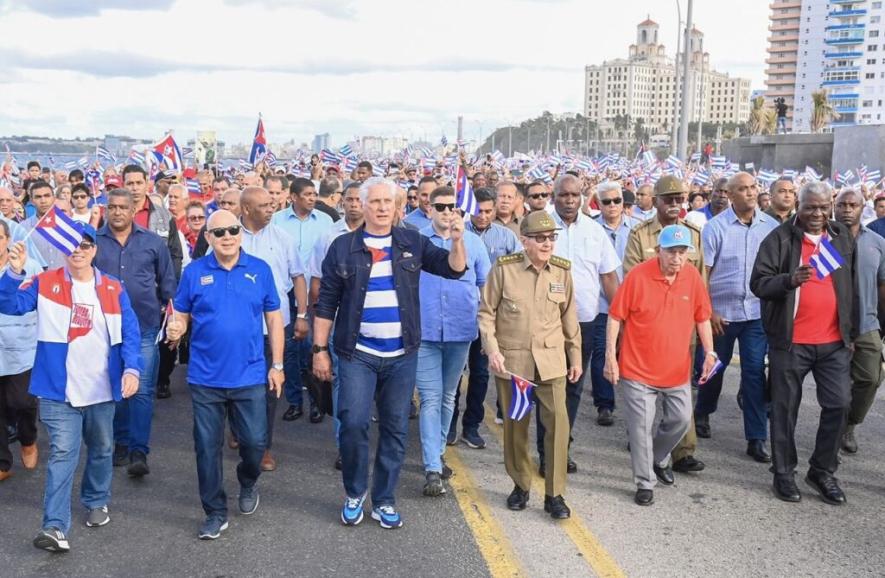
[173,251,280,388]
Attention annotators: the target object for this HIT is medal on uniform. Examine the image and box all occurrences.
[549,282,565,294]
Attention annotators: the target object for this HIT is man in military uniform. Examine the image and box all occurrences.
[478,211,582,520]
[622,175,706,474]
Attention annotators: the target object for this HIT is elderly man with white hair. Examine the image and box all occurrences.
[312,177,467,529]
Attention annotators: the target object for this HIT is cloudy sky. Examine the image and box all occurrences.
[0,0,768,147]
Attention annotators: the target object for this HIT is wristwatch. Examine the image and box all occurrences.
[296,312,308,320]
[705,351,719,360]
[312,344,329,354]
[272,363,284,371]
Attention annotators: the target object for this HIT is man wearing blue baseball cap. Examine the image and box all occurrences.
[0,221,142,552]
[605,225,716,506]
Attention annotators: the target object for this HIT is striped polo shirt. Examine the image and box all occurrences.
[356,232,404,357]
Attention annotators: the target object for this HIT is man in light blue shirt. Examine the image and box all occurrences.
[633,183,657,222]
[451,187,521,447]
[696,172,778,463]
[403,176,436,231]
[271,177,333,423]
[416,187,490,496]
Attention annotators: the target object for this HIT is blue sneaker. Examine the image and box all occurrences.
[198,517,228,540]
[341,493,366,526]
[238,485,260,515]
[371,505,403,529]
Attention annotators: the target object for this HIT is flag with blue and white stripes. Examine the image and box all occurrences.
[508,374,536,421]
[455,165,478,216]
[35,207,83,256]
[809,237,845,280]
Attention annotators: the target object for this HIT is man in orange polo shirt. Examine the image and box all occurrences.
[604,225,716,506]
[751,181,854,506]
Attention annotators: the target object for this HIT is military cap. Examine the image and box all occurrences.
[653,175,686,197]
[520,210,561,235]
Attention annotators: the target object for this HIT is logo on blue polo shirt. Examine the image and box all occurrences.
[244,273,257,284]
[200,275,214,286]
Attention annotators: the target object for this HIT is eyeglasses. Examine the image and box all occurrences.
[76,241,95,251]
[407,196,417,201]
[72,194,88,200]
[600,197,622,206]
[528,233,558,243]
[659,195,685,205]
[188,215,205,221]
[208,225,241,238]
[432,203,456,213]
[528,193,550,200]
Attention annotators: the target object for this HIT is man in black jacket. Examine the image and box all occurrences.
[750,181,854,506]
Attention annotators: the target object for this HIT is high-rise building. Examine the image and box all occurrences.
[583,19,751,136]
[311,133,330,153]
[770,0,885,132]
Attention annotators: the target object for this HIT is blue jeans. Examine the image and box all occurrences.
[190,383,267,520]
[589,314,615,411]
[416,341,470,473]
[451,336,489,434]
[695,319,769,441]
[330,327,341,447]
[337,349,417,506]
[39,399,115,533]
[114,327,160,455]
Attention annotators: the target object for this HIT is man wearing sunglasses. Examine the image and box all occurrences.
[525,180,551,213]
[478,210,581,520]
[313,177,466,529]
[166,209,284,540]
[624,175,706,476]
[2,224,141,552]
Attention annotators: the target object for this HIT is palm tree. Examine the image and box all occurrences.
[747,96,774,135]
[810,90,840,133]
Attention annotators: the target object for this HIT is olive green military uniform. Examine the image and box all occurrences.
[621,178,704,464]
[478,249,581,498]
[494,214,523,237]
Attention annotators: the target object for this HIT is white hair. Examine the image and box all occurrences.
[799,180,832,205]
[168,183,186,196]
[358,177,398,205]
[597,181,622,197]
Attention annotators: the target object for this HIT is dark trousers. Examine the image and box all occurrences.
[0,370,37,471]
[158,342,176,388]
[230,330,281,450]
[589,314,615,411]
[536,321,592,460]
[450,336,489,434]
[768,343,850,478]
[190,383,267,520]
[695,319,769,441]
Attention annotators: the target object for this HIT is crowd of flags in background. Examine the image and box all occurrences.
[4,116,885,201]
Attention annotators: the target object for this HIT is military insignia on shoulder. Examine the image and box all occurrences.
[497,252,524,265]
[682,220,702,233]
[549,255,571,270]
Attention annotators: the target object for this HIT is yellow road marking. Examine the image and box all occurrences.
[481,403,627,578]
[446,447,526,578]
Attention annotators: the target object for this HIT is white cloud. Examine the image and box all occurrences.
[0,0,768,147]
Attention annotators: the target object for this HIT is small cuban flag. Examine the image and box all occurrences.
[809,237,845,280]
[508,374,537,421]
[34,206,83,256]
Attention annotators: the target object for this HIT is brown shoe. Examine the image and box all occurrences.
[21,444,38,470]
[260,450,276,472]
[228,434,239,450]
[0,469,12,482]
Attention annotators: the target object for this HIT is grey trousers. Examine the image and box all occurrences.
[621,379,692,490]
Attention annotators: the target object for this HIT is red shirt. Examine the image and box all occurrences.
[793,234,841,344]
[609,258,712,387]
[133,198,151,229]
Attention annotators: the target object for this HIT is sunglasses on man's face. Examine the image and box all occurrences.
[72,194,88,200]
[76,241,95,251]
[208,225,241,238]
[433,203,457,213]
[528,193,550,200]
[600,197,622,206]
[407,195,417,201]
[528,233,558,244]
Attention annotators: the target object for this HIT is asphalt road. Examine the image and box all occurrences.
[1,362,884,577]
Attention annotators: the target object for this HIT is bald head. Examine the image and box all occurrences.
[241,186,274,230]
[207,208,238,230]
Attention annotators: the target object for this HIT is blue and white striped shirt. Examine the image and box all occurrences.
[356,233,404,357]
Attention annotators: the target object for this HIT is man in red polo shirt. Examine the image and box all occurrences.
[605,225,716,507]
[751,181,854,506]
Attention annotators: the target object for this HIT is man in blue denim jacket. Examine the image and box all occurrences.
[313,177,467,529]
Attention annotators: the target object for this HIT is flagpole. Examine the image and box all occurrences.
[18,205,57,245]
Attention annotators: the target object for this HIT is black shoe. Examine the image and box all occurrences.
[409,400,418,420]
[736,390,744,411]
[672,456,705,473]
[506,485,529,510]
[334,454,342,471]
[773,475,801,502]
[634,489,654,506]
[543,495,571,519]
[538,460,545,478]
[746,440,771,463]
[422,472,446,497]
[596,408,614,426]
[113,444,128,467]
[309,406,324,424]
[695,414,711,439]
[567,457,577,474]
[156,382,171,399]
[805,471,846,505]
[441,456,453,480]
[127,450,149,477]
[841,425,858,454]
[282,404,303,421]
[653,463,674,485]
